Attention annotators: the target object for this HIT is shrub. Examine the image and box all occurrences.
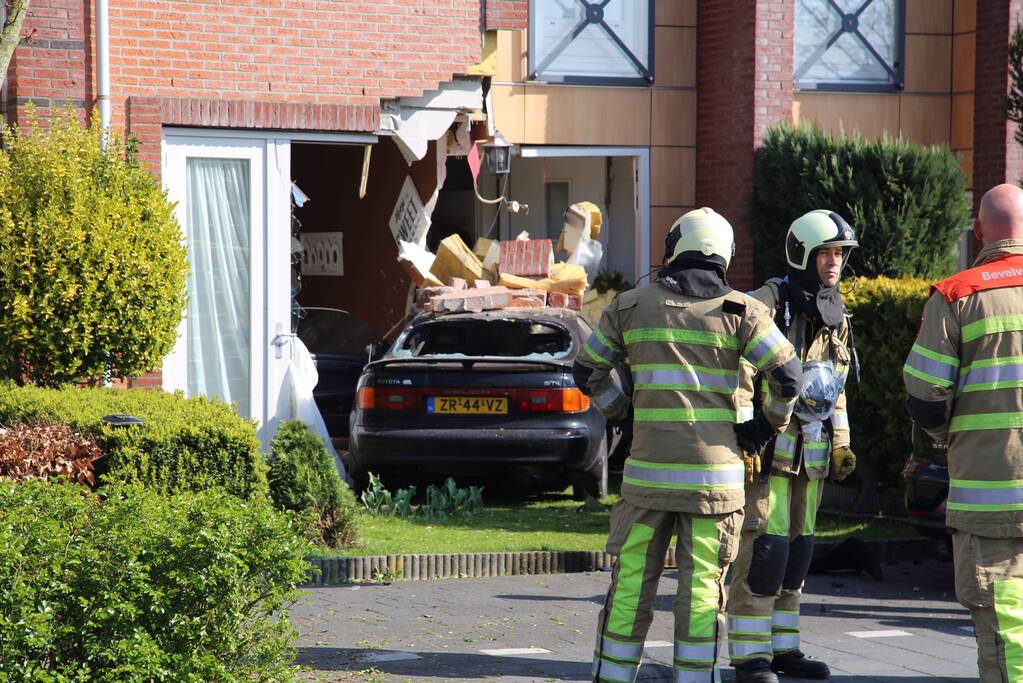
[0,480,313,681]
[0,383,267,498]
[0,422,102,486]
[749,123,970,283]
[268,420,358,548]
[842,276,933,490]
[0,107,188,387]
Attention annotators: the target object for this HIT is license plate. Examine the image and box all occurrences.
[429,396,508,415]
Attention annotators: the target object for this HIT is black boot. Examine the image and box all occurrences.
[771,649,830,679]
[734,658,779,683]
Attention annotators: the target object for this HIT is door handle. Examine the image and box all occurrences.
[272,323,296,360]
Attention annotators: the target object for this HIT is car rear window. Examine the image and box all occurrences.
[297,309,380,356]
[394,319,573,359]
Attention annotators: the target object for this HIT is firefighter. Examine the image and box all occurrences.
[903,183,1023,683]
[728,210,860,683]
[575,208,802,683]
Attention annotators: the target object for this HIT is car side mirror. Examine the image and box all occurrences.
[367,340,389,363]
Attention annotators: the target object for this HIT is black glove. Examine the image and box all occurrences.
[733,410,775,455]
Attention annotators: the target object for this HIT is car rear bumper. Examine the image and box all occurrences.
[350,426,592,475]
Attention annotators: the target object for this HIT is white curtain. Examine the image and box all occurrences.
[186,157,252,417]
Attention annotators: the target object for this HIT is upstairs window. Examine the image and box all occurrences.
[529,0,654,86]
[794,0,905,92]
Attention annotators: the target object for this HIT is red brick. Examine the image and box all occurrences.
[499,239,554,277]
[548,292,582,310]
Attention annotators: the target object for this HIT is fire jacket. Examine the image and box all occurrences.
[904,241,1023,538]
[576,281,801,514]
[738,281,853,480]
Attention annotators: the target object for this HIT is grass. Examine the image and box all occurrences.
[319,489,919,557]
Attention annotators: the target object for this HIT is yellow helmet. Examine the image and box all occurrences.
[664,208,735,268]
[786,210,858,271]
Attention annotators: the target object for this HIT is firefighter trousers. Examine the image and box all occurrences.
[592,500,742,683]
[726,471,823,664]
[953,531,1023,683]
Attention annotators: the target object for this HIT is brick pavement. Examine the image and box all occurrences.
[291,556,978,682]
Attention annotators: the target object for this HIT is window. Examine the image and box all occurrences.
[544,181,570,243]
[529,0,654,86]
[794,0,905,92]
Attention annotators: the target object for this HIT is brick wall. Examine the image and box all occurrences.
[696,0,794,290]
[8,0,483,129]
[973,0,1023,211]
[485,0,527,29]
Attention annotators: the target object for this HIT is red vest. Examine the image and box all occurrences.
[933,254,1023,303]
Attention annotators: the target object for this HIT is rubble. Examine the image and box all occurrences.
[398,241,444,287]
[431,234,486,284]
[498,238,554,278]
[548,292,582,310]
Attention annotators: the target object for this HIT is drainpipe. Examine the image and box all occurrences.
[96,0,110,146]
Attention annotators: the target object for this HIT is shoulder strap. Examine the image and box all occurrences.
[765,277,791,334]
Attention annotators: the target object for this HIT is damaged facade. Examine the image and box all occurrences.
[1,0,1016,441]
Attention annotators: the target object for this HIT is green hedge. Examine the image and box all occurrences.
[749,123,969,283]
[843,276,933,490]
[0,480,312,681]
[0,383,266,498]
[268,420,359,548]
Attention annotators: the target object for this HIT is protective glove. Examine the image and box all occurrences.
[742,452,761,484]
[831,446,856,482]
[733,410,775,456]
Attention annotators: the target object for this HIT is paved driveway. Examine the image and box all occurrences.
[291,556,978,682]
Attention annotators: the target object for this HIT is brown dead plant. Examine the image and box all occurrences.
[0,422,104,487]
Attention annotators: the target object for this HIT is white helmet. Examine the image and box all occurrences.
[664,208,735,268]
[786,210,858,271]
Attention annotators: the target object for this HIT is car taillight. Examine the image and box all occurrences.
[516,388,590,413]
[357,386,418,411]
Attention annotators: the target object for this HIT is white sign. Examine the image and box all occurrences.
[389,176,431,247]
[301,232,344,276]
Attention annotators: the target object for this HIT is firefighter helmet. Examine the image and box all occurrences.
[664,208,735,268]
[785,210,858,271]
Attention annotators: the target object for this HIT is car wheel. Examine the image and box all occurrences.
[573,432,609,501]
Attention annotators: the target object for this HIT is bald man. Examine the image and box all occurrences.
[903,183,1023,682]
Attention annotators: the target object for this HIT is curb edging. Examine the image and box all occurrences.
[304,537,941,586]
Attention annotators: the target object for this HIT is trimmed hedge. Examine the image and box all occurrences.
[843,276,933,490]
[0,383,267,498]
[0,107,188,387]
[268,420,359,548]
[0,480,312,681]
[749,123,970,283]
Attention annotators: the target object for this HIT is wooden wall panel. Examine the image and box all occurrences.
[906,0,954,33]
[656,0,696,27]
[793,93,900,138]
[899,95,952,145]
[495,30,526,83]
[490,84,526,142]
[904,35,952,92]
[951,93,974,149]
[521,86,652,145]
[954,0,977,33]
[953,32,976,93]
[652,90,697,146]
[654,27,696,87]
[651,147,695,206]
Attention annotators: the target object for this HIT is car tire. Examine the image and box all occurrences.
[573,433,609,501]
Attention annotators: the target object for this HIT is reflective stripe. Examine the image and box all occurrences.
[600,635,643,663]
[585,331,621,367]
[675,668,717,683]
[994,579,1023,681]
[594,384,629,413]
[729,639,772,658]
[728,615,772,635]
[675,640,717,662]
[594,656,639,682]
[773,610,799,629]
[624,327,739,350]
[831,411,849,431]
[773,433,796,467]
[737,406,754,423]
[802,441,829,469]
[633,365,738,393]
[767,475,791,536]
[904,344,959,388]
[623,459,744,491]
[804,479,820,535]
[634,408,738,423]
[690,517,722,638]
[608,523,656,635]
[773,634,800,652]
[744,326,789,370]
[948,479,1023,511]
[962,314,1023,343]
[764,393,797,419]
[949,412,1023,432]
[958,361,1023,393]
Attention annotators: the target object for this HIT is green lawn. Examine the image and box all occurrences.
[319,491,918,557]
